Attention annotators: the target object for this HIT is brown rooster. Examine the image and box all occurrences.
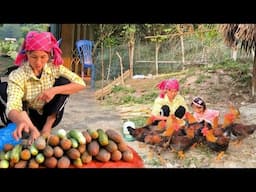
[221,102,240,128]
[228,101,240,120]
[157,120,167,131]
[186,120,206,144]
[158,114,186,152]
[145,116,167,131]
[165,118,204,159]
[225,123,256,143]
[201,124,230,160]
[212,115,219,129]
[162,114,185,137]
[127,122,166,143]
[169,126,198,159]
[222,113,236,128]
[127,124,153,142]
[144,132,164,145]
[146,116,157,125]
[183,111,198,124]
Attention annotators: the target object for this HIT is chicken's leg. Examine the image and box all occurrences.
[216,151,225,160]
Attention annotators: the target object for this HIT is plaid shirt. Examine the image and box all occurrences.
[151,94,188,116]
[6,62,85,115]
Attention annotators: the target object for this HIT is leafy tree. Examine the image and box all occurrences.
[121,24,136,77]
[0,24,49,59]
[144,24,177,75]
[20,24,49,37]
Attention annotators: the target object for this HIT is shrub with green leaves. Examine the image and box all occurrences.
[0,40,18,58]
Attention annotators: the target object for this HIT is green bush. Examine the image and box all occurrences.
[0,40,18,58]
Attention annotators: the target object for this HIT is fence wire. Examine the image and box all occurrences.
[94,35,254,81]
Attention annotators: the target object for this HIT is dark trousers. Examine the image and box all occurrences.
[0,82,10,126]
[152,105,186,125]
[152,105,170,125]
[0,77,70,130]
[28,77,70,131]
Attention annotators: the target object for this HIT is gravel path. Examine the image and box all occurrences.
[55,88,123,132]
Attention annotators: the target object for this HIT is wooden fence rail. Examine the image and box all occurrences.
[94,69,130,100]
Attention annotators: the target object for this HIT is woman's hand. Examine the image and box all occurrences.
[11,111,40,142]
[28,128,41,144]
[37,87,56,103]
[12,122,40,143]
[40,130,51,138]
[153,115,168,121]
[12,121,30,141]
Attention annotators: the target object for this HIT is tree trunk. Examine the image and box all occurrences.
[128,40,135,78]
[155,42,160,76]
[101,42,104,100]
[106,46,112,81]
[231,46,238,61]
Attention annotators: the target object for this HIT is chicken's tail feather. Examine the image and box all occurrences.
[127,126,136,137]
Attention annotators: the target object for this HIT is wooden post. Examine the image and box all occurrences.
[116,51,124,85]
[155,42,160,76]
[61,24,75,71]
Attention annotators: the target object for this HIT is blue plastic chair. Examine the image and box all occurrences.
[76,40,95,89]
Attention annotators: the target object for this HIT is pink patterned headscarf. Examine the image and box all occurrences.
[14,31,63,66]
[156,78,180,98]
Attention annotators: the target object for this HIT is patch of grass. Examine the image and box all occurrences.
[134,92,158,104]
[198,145,214,158]
[126,117,148,127]
[195,74,208,84]
[112,85,135,94]
[207,59,250,72]
[103,87,158,105]
[181,87,192,95]
[183,67,198,76]
[183,156,200,167]
[121,95,134,103]
[143,155,163,167]
[122,91,157,105]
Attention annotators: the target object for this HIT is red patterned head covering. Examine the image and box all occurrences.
[156,78,180,98]
[14,31,63,66]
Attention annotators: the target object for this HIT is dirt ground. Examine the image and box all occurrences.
[96,68,256,168]
[55,67,256,168]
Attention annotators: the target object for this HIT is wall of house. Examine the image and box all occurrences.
[60,24,75,70]
[60,24,93,74]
